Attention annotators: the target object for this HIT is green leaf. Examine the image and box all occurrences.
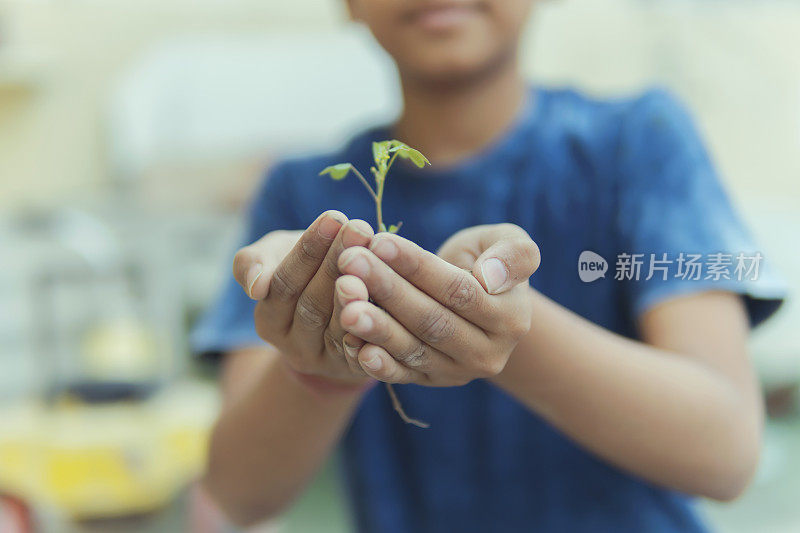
[319,163,352,180]
[386,140,405,150]
[388,222,402,234]
[388,143,430,168]
[372,141,390,169]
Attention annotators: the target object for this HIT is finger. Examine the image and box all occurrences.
[331,276,369,376]
[365,234,498,327]
[356,344,428,385]
[342,333,368,377]
[436,226,483,270]
[292,220,373,352]
[340,299,457,376]
[470,225,540,294]
[233,230,301,300]
[338,246,490,355]
[439,249,478,271]
[342,333,365,360]
[259,210,346,333]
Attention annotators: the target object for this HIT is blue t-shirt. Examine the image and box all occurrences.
[192,87,785,533]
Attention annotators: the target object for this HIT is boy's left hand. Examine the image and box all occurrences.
[335,224,540,386]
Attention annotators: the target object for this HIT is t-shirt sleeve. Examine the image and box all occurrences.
[189,165,299,360]
[616,89,786,327]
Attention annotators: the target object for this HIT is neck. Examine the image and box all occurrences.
[393,58,527,166]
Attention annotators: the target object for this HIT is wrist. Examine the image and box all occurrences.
[489,288,565,420]
[490,287,543,388]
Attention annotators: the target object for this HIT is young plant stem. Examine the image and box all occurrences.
[374,151,398,232]
[375,183,384,231]
[322,141,431,428]
[356,152,428,428]
[350,166,378,201]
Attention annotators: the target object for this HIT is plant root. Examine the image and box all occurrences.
[385,383,429,428]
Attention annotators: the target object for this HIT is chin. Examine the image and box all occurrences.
[404,50,506,87]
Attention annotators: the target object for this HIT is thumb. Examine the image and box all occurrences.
[472,233,540,295]
[233,230,302,300]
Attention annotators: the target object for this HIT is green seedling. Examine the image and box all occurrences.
[320,140,431,428]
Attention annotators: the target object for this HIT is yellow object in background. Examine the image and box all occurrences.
[0,382,217,521]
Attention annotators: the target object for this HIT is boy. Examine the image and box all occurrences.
[193,1,785,531]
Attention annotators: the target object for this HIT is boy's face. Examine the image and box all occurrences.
[347,0,535,84]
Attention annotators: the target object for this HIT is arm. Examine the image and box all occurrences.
[493,289,763,501]
[336,224,762,500]
[204,346,367,527]
[202,212,376,526]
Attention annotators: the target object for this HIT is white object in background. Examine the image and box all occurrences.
[108,26,400,181]
[743,199,800,389]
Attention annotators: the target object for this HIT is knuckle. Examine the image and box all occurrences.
[295,295,329,329]
[268,269,300,302]
[396,342,427,368]
[369,273,397,303]
[442,274,480,313]
[321,254,341,281]
[506,315,531,339]
[297,238,325,267]
[416,308,456,345]
[472,355,507,379]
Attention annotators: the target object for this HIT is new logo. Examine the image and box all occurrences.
[578,251,608,283]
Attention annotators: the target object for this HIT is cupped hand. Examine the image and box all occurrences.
[334,223,540,386]
[232,211,377,385]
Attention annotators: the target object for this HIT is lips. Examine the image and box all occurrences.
[406,2,484,32]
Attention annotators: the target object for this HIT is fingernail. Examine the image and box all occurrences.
[481,258,508,294]
[341,252,370,278]
[246,263,263,299]
[371,238,398,261]
[349,220,373,238]
[354,313,373,334]
[318,214,343,239]
[362,352,383,372]
[344,342,359,359]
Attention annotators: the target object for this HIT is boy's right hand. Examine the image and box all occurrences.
[232,211,375,386]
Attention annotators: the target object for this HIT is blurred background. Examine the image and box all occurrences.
[1,0,799,531]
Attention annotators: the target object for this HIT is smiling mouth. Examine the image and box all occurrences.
[406,2,485,33]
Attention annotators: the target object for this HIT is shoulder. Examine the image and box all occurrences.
[540,85,686,118]
[536,86,705,185]
[615,88,706,164]
[537,85,692,148]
